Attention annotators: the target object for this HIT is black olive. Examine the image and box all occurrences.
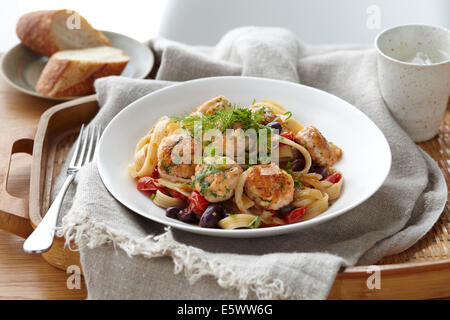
[177,210,198,224]
[309,164,328,177]
[166,207,182,219]
[277,204,296,217]
[207,204,225,216]
[266,121,282,133]
[199,205,225,228]
[291,155,306,172]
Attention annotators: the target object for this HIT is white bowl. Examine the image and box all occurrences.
[97,76,392,238]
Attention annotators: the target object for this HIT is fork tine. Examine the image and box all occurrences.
[75,126,90,167]
[94,126,103,159]
[84,126,97,164]
[69,124,85,168]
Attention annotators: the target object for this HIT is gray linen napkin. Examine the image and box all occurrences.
[56,27,447,300]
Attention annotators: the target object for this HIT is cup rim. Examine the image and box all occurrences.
[374,23,450,67]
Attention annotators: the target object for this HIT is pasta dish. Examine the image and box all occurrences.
[128,96,343,229]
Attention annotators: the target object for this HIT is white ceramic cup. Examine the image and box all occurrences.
[375,24,450,142]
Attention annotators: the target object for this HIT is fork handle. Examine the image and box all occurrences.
[23,174,75,253]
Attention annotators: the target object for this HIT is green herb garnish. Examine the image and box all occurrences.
[209,189,218,197]
[172,105,271,136]
[160,159,172,173]
[283,111,292,120]
[200,180,211,195]
[258,196,271,202]
[191,164,221,194]
[248,216,261,229]
[294,179,304,189]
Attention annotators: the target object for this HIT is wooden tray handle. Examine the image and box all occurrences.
[0,127,36,238]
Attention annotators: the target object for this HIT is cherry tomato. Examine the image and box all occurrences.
[169,190,189,202]
[280,131,295,142]
[136,176,166,195]
[137,177,159,192]
[151,166,160,179]
[322,173,342,184]
[187,191,209,217]
[283,207,306,224]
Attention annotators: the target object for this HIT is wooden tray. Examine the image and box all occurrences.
[0,96,448,299]
[0,95,98,271]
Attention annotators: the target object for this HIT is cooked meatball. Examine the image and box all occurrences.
[294,126,338,168]
[244,163,294,210]
[157,133,196,179]
[249,104,277,124]
[192,156,243,202]
[192,96,231,115]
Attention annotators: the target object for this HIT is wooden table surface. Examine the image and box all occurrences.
[0,75,87,299]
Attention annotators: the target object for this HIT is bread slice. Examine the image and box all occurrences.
[35,46,130,97]
[17,10,111,57]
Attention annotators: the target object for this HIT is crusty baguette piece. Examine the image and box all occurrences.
[35,46,130,97]
[17,9,111,57]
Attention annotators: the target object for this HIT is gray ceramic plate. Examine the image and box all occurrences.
[0,31,154,101]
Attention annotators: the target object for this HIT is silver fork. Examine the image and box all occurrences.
[23,124,102,253]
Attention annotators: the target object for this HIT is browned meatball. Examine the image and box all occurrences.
[294,126,339,167]
[244,163,294,210]
[192,96,231,115]
[193,157,243,202]
[157,133,196,179]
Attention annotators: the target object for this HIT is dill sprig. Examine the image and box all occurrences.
[172,105,271,136]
